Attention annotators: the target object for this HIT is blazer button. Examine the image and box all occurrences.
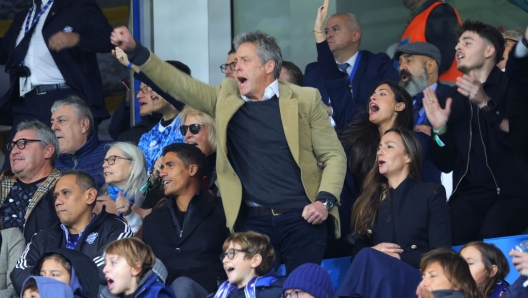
[411,245,417,250]
[367,229,372,234]
[175,248,181,253]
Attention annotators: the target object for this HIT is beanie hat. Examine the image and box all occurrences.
[282,263,334,298]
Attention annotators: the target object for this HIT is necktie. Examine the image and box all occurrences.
[337,63,353,96]
[5,1,43,73]
[413,92,425,125]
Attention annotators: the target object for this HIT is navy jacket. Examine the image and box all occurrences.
[506,42,528,83]
[431,67,528,199]
[501,275,528,298]
[142,190,229,293]
[10,210,132,294]
[304,41,399,130]
[55,133,110,189]
[0,0,113,121]
[352,177,451,268]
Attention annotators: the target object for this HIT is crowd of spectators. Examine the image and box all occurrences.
[1,0,528,297]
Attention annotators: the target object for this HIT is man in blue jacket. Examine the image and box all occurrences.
[304,12,399,129]
[51,95,111,189]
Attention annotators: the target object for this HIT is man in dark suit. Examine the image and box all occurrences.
[506,25,528,83]
[394,42,452,135]
[0,0,113,154]
[142,143,229,297]
[304,12,399,129]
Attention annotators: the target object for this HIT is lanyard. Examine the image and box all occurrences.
[24,0,54,35]
[347,51,362,86]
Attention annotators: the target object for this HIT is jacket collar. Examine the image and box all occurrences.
[58,133,102,161]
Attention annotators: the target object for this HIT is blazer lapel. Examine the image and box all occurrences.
[278,83,300,164]
[352,50,367,96]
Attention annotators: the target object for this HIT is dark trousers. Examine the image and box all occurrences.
[2,88,84,170]
[449,192,528,245]
[240,209,327,274]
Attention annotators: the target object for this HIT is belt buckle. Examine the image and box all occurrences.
[271,208,282,216]
[36,87,47,95]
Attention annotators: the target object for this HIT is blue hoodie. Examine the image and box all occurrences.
[21,276,73,298]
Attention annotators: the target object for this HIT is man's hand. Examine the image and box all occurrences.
[509,250,528,275]
[48,32,80,51]
[302,201,328,225]
[111,26,136,52]
[372,242,403,259]
[423,87,452,132]
[455,71,490,108]
[414,124,432,136]
[313,0,329,43]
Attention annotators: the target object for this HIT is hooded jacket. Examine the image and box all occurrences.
[99,269,176,298]
[31,248,100,298]
[55,133,111,190]
[11,210,132,295]
[21,276,73,298]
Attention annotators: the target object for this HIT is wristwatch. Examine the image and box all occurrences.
[321,199,335,211]
[481,98,496,112]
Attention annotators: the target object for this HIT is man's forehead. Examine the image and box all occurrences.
[13,129,37,140]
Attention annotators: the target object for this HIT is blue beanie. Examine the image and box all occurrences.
[282,263,334,298]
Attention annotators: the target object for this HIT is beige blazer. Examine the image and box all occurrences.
[138,53,347,238]
[0,228,25,298]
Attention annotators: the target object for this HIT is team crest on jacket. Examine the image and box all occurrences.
[63,26,73,33]
[86,232,98,244]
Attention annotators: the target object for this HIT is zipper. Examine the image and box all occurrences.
[452,103,473,196]
[180,210,190,238]
[476,109,500,194]
[72,154,78,168]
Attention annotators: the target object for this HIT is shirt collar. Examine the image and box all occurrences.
[336,51,359,72]
[241,79,280,102]
[427,82,438,91]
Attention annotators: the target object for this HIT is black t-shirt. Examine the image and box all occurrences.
[0,177,47,231]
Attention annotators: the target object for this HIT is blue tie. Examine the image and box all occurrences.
[413,92,425,125]
[337,63,353,96]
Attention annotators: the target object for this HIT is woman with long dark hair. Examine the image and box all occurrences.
[336,129,450,297]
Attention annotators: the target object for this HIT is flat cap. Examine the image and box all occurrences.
[394,42,441,66]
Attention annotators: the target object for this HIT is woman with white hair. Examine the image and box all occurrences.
[101,142,148,233]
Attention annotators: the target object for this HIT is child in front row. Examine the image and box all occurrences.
[21,276,74,298]
[100,238,175,298]
[214,231,283,298]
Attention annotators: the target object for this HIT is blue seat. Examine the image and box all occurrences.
[276,257,350,291]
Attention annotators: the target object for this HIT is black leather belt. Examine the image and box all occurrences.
[247,207,293,216]
[33,83,70,95]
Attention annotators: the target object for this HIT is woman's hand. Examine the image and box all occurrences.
[423,87,452,133]
[116,192,132,216]
[313,0,329,43]
[372,242,403,259]
[416,283,435,298]
[112,47,130,67]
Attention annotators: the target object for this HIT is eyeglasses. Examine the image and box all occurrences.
[219,248,248,261]
[6,138,42,151]
[180,124,205,136]
[101,155,132,166]
[220,61,236,73]
[280,291,306,298]
[140,85,152,94]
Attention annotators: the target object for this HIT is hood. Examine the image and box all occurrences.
[21,276,74,298]
[32,248,99,298]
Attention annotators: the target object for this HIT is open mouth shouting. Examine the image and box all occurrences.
[399,69,412,83]
[456,52,465,64]
[369,102,380,115]
[237,75,248,87]
[106,276,115,291]
[224,265,235,276]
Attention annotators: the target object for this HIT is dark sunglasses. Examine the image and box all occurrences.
[180,124,205,136]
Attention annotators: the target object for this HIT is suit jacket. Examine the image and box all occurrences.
[131,46,347,238]
[304,44,400,130]
[142,191,229,292]
[352,177,451,268]
[506,44,528,83]
[0,0,113,121]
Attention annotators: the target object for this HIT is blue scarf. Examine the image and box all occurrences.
[214,276,276,298]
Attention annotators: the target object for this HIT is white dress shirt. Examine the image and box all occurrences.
[241,79,280,102]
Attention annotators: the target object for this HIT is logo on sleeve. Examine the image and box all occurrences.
[63,26,73,33]
[85,232,98,244]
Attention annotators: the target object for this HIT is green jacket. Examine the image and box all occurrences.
[137,53,346,238]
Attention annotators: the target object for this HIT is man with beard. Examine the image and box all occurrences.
[394,42,452,135]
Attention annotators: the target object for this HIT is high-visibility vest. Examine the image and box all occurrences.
[400,2,463,83]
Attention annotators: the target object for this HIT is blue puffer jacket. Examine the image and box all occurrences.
[99,269,176,298]
[55,133,111,189]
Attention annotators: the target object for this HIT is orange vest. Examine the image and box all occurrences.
[400,2,462,83]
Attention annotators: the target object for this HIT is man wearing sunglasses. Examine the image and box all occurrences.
[0,120,61,244]
[113,27,346,275]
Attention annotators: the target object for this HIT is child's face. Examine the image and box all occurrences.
[40,258,71,285]
[103,253,139,295]
[222,242,258,289]
[23,289,40,298]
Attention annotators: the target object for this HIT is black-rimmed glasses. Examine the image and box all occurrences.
[6,139,42,151]
[180,124,205,136]
[220,61,236,73]
[101,155,132,166]
[280,291,306,298]
[219,248,248,261]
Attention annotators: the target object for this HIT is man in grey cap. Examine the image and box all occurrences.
[394,41,452,135]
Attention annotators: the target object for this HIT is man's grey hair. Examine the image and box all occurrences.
[331,12,362,33]
[51,95,94,135]
[233,30,283,79]
[16,120,59,166]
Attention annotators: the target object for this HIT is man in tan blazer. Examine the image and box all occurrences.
[111,27,346,274]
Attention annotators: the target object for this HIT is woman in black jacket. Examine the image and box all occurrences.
[336,128,451,297]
